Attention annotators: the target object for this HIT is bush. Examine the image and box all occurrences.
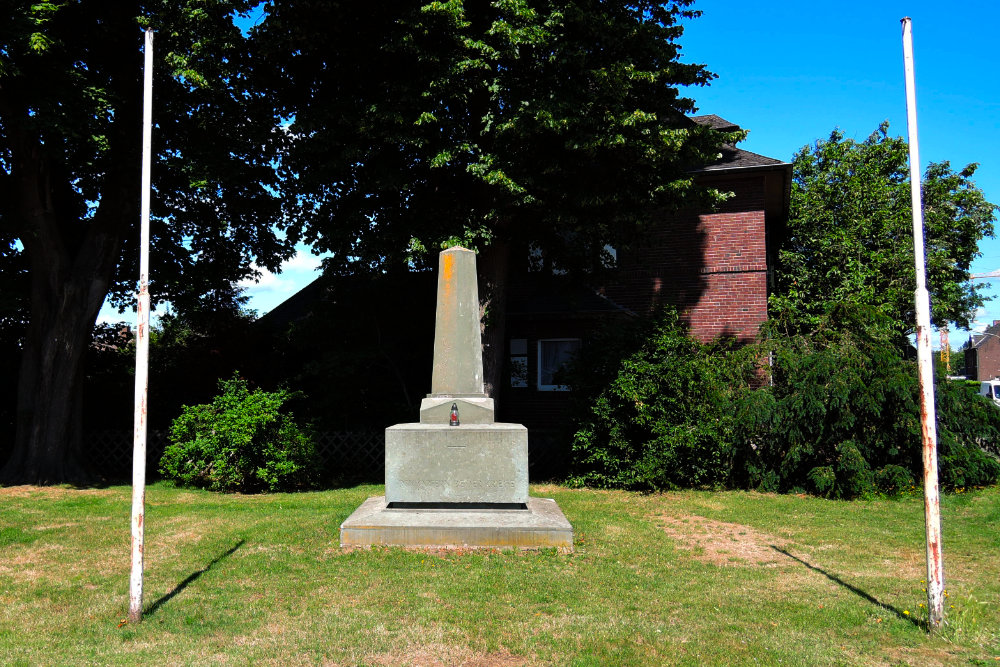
[566,309,761,491]
[567,303,1000,498]
[159,374,318,492]
[745,304,1000,497]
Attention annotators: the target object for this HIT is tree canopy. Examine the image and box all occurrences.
[253,0,735,396]
[0,1,293,483]
[770,122,997,338]
[2,0,735,483]
[255,0,738,273]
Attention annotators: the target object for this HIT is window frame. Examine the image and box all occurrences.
[509,338,529,388]
[537,337,581,392]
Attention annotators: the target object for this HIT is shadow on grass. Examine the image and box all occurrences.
[145,538,246,618]
[771,546,927,631]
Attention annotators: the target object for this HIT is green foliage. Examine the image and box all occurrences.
[256,1,737,275]
[746,305,1000,498]
[568,305,1000,498]
[3,1,292,310]
[771,123,997,336]
[160,374,318,493]
[934,376,1000,488]
[567,309,761,491]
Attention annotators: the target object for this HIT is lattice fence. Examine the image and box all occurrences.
[83,428,569,483]
[84,430,171,480]
[314,430,385,481]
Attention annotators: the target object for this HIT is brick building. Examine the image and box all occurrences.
[965,320,1000,381]
[498,115,791,432]
[258,115,791,453]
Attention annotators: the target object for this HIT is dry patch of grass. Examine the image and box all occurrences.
[0,485,113,499]
[365,643,531,667]
[657,514,791,566]
[885,645,970,666]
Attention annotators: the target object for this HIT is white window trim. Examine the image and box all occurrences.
[537,338,581,391]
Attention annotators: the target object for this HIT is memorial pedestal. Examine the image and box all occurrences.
[339,247,572,550]
[340,496,573,550]
[385,423,528,505]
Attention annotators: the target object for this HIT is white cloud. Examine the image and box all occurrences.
[969,307,990,334]
[282,249,326,272]
[240,245,330,314]
[96,307,132,326]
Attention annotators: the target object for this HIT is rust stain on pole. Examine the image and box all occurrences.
[129,27,154,626]
[902,16,945,631]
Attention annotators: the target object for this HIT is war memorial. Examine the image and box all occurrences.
[340,246,573,549]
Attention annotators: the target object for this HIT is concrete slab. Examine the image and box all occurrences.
[385,423,528,504]
[340,496,574,550]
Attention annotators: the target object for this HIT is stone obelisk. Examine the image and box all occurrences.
[386,247,527,505]
[419,246,496,425]
[340,247,573,549]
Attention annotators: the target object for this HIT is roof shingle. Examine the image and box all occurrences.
[689,114,789,171]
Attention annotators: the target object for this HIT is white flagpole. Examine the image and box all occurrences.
[901,16,945,631]
[129,26,154,626]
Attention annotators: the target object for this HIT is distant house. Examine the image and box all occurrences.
[965,320,1000,381]
[499,115,790,432]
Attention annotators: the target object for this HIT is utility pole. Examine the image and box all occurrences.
[129,26,154,626]
[901,16,945,631]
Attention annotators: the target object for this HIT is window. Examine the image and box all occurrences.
[537,338,581,391]
[509,338,528,388]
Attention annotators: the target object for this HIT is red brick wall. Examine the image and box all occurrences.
[969,325,1000,381]
[603,174,769,342]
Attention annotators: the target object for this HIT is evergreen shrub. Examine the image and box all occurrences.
[567,304,1000,498]
[566,309,761,491]
[159,374,318,492]
[749,305,1000,497]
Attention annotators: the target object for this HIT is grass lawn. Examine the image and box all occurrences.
[0,482,997,666]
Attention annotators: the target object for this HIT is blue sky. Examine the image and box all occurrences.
[679,0,1000,348]
[111,2,1000,351]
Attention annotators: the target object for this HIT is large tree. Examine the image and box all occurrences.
[0,1,292,484]
[771,122,997,338]
[255,0,737,396]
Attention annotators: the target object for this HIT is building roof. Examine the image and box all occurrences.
[969,320,1000,348]
[689,115,789,172]
[689,114,740,132]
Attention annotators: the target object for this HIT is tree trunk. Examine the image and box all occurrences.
[478,240,511,404]
[3,288,100,485]
[0,120,132,486]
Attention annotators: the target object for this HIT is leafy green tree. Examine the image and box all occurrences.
[255,0,738,394]
[1,2,292,484]
[771,122,997,338]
